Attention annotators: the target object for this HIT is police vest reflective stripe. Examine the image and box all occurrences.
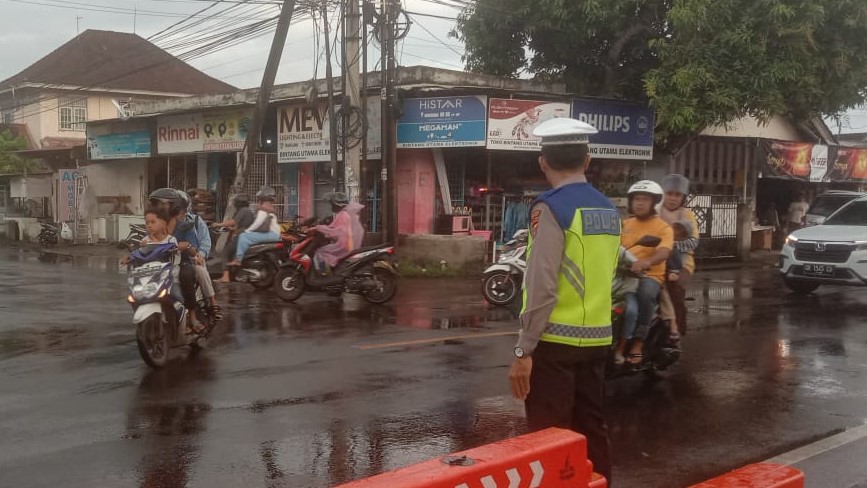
[522,183,621,348]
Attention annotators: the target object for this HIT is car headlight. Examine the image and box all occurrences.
[854,240,867,251]
[785,235,799,247]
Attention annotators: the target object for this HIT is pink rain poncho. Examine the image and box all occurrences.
[314,202,366,268]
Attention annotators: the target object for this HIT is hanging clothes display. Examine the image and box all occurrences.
[502,198,532,241]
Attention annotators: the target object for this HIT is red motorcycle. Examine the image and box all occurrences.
[273,228,398,304]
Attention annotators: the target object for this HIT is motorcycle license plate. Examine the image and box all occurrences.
[803,264,835,277]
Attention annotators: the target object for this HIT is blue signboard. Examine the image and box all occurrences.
[571,99,655,160]
[87,130,152,160]
[397,95,487,148]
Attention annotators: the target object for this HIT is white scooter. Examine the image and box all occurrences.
[481,230,528,306]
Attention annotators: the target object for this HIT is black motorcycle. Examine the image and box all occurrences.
[118,223,148,251]
[36,221,59,246]
[608,235,681,379]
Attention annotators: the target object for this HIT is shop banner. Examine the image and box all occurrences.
[486,98,570,151]
[571,99,655,160]
[762,140,832,182]
[831,146,867,182]
[157,109,252,154]
[397,95,487,148]
[87,130,151,160]
[276,101,382,163]
[57,168,81,222]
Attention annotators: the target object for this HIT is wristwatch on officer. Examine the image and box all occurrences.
[514,346,529,359]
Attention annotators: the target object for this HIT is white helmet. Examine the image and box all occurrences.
[628,180,664,205]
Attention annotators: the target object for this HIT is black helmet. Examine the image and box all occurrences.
[148,188,183,216]
[256,186,276,202]
[233,193,250,207]
[327,192,349,208]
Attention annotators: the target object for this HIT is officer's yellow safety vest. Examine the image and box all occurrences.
[522,183,621,347]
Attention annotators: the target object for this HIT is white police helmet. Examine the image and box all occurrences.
[533,117,598,146]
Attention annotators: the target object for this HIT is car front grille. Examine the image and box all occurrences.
[794,242,854,264]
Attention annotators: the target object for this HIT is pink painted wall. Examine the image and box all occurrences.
[396,149,436,235]
[298,162,314,218]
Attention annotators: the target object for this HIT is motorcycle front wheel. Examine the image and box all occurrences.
[136,314,169,368]
[364,268,398,304]
[482,271,520,306]
[275,268,306,302]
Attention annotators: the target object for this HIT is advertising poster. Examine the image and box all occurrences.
[571,99,655,160]
[87,131,151,160]
[397,95,487,148]
[831,146,867,182]
[157,109,252,154]
[57,169,80,222]
[762,140,831,182]
[277,101,382,163]
[486,98,570,151]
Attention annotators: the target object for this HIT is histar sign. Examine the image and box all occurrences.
[156,109,252,154]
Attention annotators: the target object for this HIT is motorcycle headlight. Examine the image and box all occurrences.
[132,282,160,300]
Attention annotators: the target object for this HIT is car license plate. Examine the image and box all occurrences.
[803,264,835,277]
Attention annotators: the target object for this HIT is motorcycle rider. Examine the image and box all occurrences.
[213,193,255,283]
[227,187,281,267]
[175,191,222,320]
[658,174,700,337]
[312,192,365,275]
[615,181,673,366]
[145,188,205,333]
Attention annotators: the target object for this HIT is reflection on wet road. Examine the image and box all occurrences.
[2,250,867,487]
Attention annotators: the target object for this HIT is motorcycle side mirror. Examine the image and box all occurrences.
[636,235,662,248]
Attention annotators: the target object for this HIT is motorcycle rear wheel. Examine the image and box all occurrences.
[364,268,397,304]
[482,271,520,306]
[275,268,306,302]
[137,314,169,368]
[250,262,277,289]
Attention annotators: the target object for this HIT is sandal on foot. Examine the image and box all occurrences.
[208,305,223,320]
[614,353,626,366]
[626,353,644,366]
[186,319,207,335]
[669,331,681,343]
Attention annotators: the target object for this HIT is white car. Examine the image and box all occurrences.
[780,196,867,294]
[804,190,861,226]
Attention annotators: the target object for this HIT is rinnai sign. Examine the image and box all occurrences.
[277,101,382,163]
[571,99,655,160]
[156,109,252,154]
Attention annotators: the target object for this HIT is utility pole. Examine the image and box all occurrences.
[322,1,340,193]
[344,0,363,203]
[233,0,297,197]
[379,0,398,244]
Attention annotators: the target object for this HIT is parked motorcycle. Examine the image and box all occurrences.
[207,226,287,289]
[274,228,398,304]
[609,235,681,378]
[118,223,148,251]
[36,221,59,246]
[126,243,217,368]
[481,230,528,306]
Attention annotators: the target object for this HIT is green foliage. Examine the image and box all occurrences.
[455,0,867,148]
[0,130,39,175]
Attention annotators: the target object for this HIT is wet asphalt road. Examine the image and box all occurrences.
[1,250,867,487]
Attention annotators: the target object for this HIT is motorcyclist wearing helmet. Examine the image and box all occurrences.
[615,180,673,366]
[658,174,700,338]
[173,191,222,323]
[312,192,365,275]
[227,187,281,267]
[212,193,255,282]
[147,188,184,233]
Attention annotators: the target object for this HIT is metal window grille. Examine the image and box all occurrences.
[686,194,739,259]
[243,153,287,221]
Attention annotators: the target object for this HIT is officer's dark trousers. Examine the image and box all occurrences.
[525,341,612,485]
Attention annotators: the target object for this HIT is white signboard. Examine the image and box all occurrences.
[156,109,252,154]
[277,101,382,163]
[486,98,570,151]
[809,145,829,183]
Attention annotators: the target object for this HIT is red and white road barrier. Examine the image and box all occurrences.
[335,428,598,488]
[689,463,804,488]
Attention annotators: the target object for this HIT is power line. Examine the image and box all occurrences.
[409,14,462,57]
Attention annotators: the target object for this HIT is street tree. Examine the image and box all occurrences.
[454,0,867,147]
[0,130,39,175]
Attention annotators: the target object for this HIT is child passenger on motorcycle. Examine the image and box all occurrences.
[122,207,184,308]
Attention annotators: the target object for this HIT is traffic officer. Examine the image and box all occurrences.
[509,117,620,484]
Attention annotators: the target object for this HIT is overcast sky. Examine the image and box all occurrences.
[0,0,467,90]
